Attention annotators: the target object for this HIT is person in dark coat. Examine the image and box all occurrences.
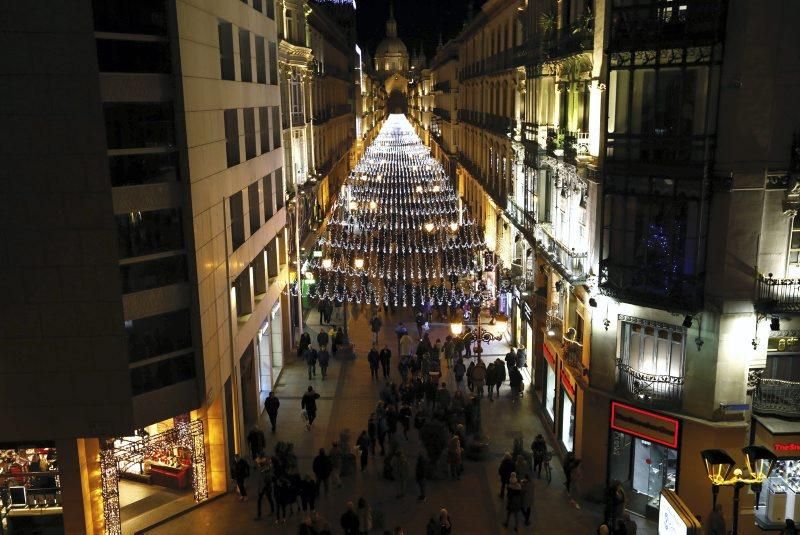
[503,473,523,531]
[301,386,321,428]
[299,331,311,357]
[379,344,392,379]
[466,361,476,391]
[494,358,506,397]
[265,391,280,432]
[454,358,466,386]
[340,501,359,535]
[357,431,370,471]
[505,348,517,374]
[317,329,329,352]
[531,434,547,478]
[299,475,318,513]
[415,452,427,501]
[563,451,581,492]
[318,348,331,380]
[232,454,250,500]
[368,346,380,380]
[370,314,383,345]
[305,346,318,380]
[509,366,523,401]
[247,426,266,460]
[312,448,333,496]
[274,477,291,524]
[399,402,412,439]
[254,455,275,520]
[498,452,515,498]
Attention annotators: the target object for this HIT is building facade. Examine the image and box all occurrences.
[0,0,290,533]
[422,0,800,531]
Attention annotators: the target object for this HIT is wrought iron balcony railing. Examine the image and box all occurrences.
[505,196,536,238]
[599,260,705,312]
[433,107,451,122]
[616,359,684,409]
[535,224,589,283]
[756,273,800,313]
[752,377,800,419]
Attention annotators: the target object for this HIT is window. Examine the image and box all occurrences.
[248,181,261,234]
[126,308,193,363]
[96,39,171,73]
[266,238,279,278]
[263,172,274,220]
[253,0,263,11]
[255,35,266,84]
[258,106,270,154]
[104,102,175,150]
[266,0,275,20]
[277,232,287,266]
[224,109,240,167]
[620,319,685,378]
[120,254,188,294]
[789,216,800,274]
[130,353,196,395]
[92,0,167,35]
[271,106,281,149]
[230,191,245,250]
[109,152,178,187]
[274,167,285,210]
[243,108,256,160]
[116,208,184,258]
[218,21,235,81]
[285,10,294,42]
[233,269,253,317]
[239,28,252,82]
[268,41,278,85]
[252,254,267,295]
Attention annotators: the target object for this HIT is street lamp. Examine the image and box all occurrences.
[354,258,364,269]
[321,258,333,270]
[450,320,463,336]
[424,222,435,233]
[348,200,358,210]
[700,446,777,535]
[449,222,459,232]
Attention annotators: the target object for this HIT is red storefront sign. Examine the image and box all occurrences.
[775,443,800,453]
[543,343,555,367]
[561,368,576,398]
[610,401,680,449]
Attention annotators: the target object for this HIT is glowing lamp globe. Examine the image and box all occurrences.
[416,185,423,194]
[424,222,435,233]
[450,321,463,336]
[348,201,358,210]
[449,222,459,232]
[321,258,333,270]
[354,258,364,269]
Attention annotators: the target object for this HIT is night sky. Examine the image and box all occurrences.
[355,0,486,62]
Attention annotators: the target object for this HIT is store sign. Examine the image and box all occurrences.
[610,401,680,449]
[658,490,701,535]
[543,343,556,367]
[775,442,800,453]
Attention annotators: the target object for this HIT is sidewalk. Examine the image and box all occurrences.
[146,306,655,534]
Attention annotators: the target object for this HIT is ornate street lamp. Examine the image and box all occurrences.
[449,320,463,336]
[321,258,333,270]
[354,258,365,269]
[424,222,435,233]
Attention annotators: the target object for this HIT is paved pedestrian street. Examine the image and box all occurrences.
[147,307,655,534]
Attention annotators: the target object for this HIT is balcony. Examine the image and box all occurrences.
[433,107,451,122]
[506,196,536,239]
[546,127,588,163]
[458,154,506,210]
[752,378,800,419]
[544,21,594,60]
[457,46,530,81]
[457,110,513,138]
[314,104,352,125]
[534,224,589,283]
[282,111,307,129]
[609,0,727,52]
[755,273,800,313]
[616,359,684,409]
[599,259,704,312]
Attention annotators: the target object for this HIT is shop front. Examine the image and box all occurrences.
[543,343,558,425]
[256,302,285,400]
[101,415,209,535]
[560,370,577,452]
[751,417,800,529]
[608,401,681,521]
[0,443,62,533]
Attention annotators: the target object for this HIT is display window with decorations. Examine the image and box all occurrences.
[751,418,800,529]
[0,443,62,532]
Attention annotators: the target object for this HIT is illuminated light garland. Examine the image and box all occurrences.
[304,114,492,306]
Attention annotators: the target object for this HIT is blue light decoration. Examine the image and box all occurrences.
[645,221,682,294]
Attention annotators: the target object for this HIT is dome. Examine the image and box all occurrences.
[376,37,408,58]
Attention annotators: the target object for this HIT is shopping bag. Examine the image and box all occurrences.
[300,409,309,424]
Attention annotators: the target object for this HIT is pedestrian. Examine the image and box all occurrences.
[439,508,452,535]
[329,442,343,489]
[370,314,383,345]
[335,327,345,353]
[503,472,522,532]
[386,405,399,439]
[493,358,505,397]
[443,336,455,368]
[265,391,280,432]
[509,366,523,401]
[605,480,626,527]
[306,346,318,380]
[398,356,409,384]
[472,359,487,399]
[357,497,373,535]
[399,402,412,440]
[368,346,380,380]
[301,386,321,429]
[415,309,425,338]
[447,434,462,480]
[377,412,388,455]
[340,501,359,535]
[563,451,581,492]
[486,362,497,401]
[299,331,311,357]
[498,452,515,498]
[415,452,426,501]
[380,344,392,379]
[505,348,517,375]
[274,477,290,524]
[357,431,370,471]
[299,474,318,513]
[318,348,331,380]
[516,345,527,369]
[432,338,442,362]
[531,434,547,478]
[390,450,409,498]
[515,454,531,481]
[520,476,533,526]
[454,358,466,386]
[246,425,266,460]
[400,331,412,358]
[706,504,726,535]
[466,360,475,391]
[317,329,329,352]
[312,448,333,496]
[254,455,275,520]
[232,453,250,501]
[395,322,408,354]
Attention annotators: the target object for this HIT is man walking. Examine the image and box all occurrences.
[367,346,380,381]
[379,344,392,379]
[317,328,329,352]
[254,455,275,520]
[370,314,383,345]
[318,347,330,380]
[301,386,321,429]
[264,391,280,433]
[399,331,412,359]
[305,346,318,380]
[312,448,333,496]
[395,322,408,354]
[247,425,266,460]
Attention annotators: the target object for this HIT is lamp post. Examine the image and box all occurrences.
[700,446,777,535]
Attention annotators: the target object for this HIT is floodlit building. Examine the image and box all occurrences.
[0,0,289,532]
[423,0,800,530]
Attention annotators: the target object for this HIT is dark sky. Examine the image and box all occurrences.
[355,0,485,62]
